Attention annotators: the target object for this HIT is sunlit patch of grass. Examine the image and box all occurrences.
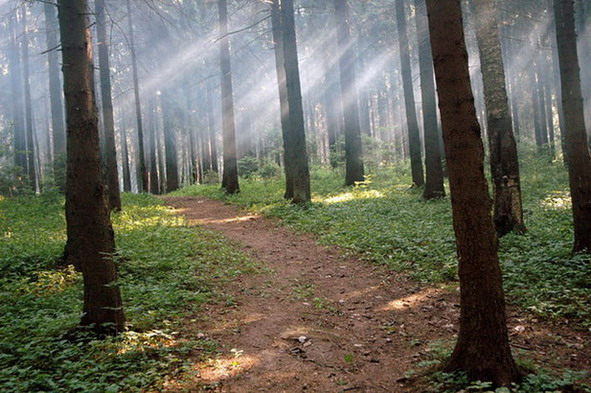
[175,148,591,326]
[0,192,258,392]
[540,190,572,210]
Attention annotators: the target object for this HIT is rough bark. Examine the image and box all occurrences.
[44,2,66,190]
[415,0,445,199]
[126,0,148,193]
[426,0,521,386]
[58,0,124,335]
[396,0,424,187]
[95,0,121,210]
[472,0,525,236]
[554,0,591,252]
[334,0,365,186]
[218,0,240,194]
[271,0,311,203]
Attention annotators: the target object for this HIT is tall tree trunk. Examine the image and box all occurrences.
[471,0,525,236]
[120,117,132,193]
[206,80,219,173]
[554,0,591,252]
[271,0,311,203]
[44,2,66,191]
[58,0,124,335]
[95,0,121,210]
[334,0,364,186]
[426,0,521,386]
[21,7,37,192]
[396,0,424,187]
[8,11,27,176]
[148,98,160,194]
[218,0,240,194]
[161,90,179,192]
[416,0,445,199]
[126,0,148,193]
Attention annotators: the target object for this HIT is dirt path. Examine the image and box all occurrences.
[162,197,590,393]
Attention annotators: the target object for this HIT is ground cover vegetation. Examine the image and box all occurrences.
[0,193,257,392]
[174,147,591,329]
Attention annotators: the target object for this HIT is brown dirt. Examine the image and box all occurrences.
[161,196,590,393]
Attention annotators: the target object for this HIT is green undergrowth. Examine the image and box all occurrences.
[0,193,257,392]
[172,149,591,327]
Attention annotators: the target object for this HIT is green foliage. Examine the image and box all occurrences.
[430,369,590,393]
[0,193,257,392]
[237,155,281,180]
[174,148,591,326]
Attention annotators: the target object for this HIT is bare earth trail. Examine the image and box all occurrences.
[162,197,590,393]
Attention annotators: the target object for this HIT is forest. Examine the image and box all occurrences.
[0,0,590,391]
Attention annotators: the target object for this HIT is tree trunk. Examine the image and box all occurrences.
[21,7,37,192]
[161,89,179,192]
[125,0,148,193]
[554,0,591,252]
[206,80,219,173]
[218,0,240,194]
[426,0,521,386]
[471,0,525,236]
[416,0,445,199]
[8,11,27,177]
[334,0,364,186]
[396,0,424,187]
[44,2,66,191]
[271,0,311,203]
[58,0,124,335]
[120,116,132,193]
[148,98,160,194]
[95,0,121,210]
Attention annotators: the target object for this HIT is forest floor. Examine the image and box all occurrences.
[162,196,591,393]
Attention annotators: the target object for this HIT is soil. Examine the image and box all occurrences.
[161,196,590,393]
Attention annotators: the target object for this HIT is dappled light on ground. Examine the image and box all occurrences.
[196,352,259,384]
[378,288,444,312]
[541,190,572,210]
[317,189,385,205]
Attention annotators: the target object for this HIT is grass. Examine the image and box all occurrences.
[172,148,591,327]
[0,192,257,392]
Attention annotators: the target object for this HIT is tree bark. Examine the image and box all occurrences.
[218,0,240,194]
[426,0,521,386]
[271,0,311,203]
[44,2,66,191]
[415,0,444,199]
[21,7,37,192]
[161,89,179,192]
[334,0,365,186]
[554,0,591,252]
[471,0,525,236]
[126,0,148,193]
[95,0,121,210]
[8,11,27,177]
[396,0,424,187]
[58,0,124,335]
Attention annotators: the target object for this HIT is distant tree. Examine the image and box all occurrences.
[95,0,121,210]
[218,0,240,194]
[58,0,125,334]
[271,0,311,203]
[8,10,26,177]
[126,0,148,193]
[426,0,521,386]
[395,0,424,187]
[43,2,66,191]
[554,0,591,252]
[333,0,364,186]
[470,0,525,236]
[21,7,36,191]
[415,0,444,199]
[161,88,180,192]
